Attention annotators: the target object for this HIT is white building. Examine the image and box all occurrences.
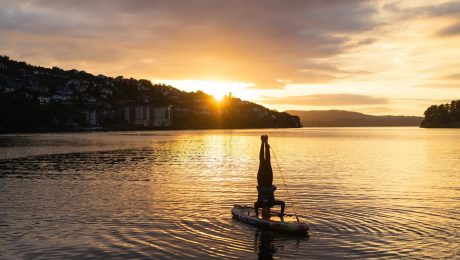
[124,104,150,126]
[57,84,74,96]
[37,96,50,104]
[152,106,172,127]
[123,105,171,127]
[51,94,70,101]
[84,110,98,127]
[134,105,150,126]
[84,96,96,103]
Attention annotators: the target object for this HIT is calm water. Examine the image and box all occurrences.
[0,128,459,259]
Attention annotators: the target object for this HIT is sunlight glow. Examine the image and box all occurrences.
[3,1,458,116]
[153,79,256,101]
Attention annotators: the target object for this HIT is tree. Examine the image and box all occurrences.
[421,100,460,128]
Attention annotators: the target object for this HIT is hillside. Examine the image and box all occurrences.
[0,56,301,132]
[287,110,423,127]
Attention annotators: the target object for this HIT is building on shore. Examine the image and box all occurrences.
[83,110,98,127]
[123,104,172,127]
[152,106,172,127]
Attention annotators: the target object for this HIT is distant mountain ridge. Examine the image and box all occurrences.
[286,110,423,127]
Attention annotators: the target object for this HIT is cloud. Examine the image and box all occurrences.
[436,72,460,80]
[416,1,460,17]
[0,0,380,88]
[437,22,460,36]
[260,93,389,106]
[384,1,460,18]
[416,83,460,88]
[383,1,460,37]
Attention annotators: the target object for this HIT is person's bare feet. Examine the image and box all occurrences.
[261,135,267,143]
[263,135,269,146]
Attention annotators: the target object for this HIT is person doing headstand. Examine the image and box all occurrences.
[254,135,285,217]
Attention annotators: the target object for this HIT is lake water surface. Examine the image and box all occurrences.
[0,128,459,259]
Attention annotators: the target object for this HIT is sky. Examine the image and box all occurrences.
[1,0,459,116]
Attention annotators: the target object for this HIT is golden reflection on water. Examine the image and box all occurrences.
[0,127,459,258]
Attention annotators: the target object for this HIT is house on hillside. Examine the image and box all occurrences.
[37,96,50,104]
[57,84,74,96]
[100,87,113,98]
[65,79,89,93]
[51,94,70,101]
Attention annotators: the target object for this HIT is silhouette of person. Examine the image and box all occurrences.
[257,134,272,187]
[254,135,285,217]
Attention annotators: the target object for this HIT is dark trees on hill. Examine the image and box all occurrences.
[0,91,53,131]
[0,55,301,132]
[420,100,460,128]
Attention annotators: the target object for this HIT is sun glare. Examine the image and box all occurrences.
[153,79,256,101]
[213,92,225,102]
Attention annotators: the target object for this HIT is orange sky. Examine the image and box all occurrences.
[1,0,459,115]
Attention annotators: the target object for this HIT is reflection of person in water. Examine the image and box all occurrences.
[254,229,308,259]
[254,135,285,217]
[255,230,276,260]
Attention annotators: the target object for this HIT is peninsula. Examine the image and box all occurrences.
[420,100,460,128]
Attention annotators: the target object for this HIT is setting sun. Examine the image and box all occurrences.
[153,79,256,101]
[213,93,225,102]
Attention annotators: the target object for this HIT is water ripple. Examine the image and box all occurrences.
[1,128,459,258]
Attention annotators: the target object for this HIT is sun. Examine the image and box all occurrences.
[213,94,225,101]
[210,89,228,101]
[153,79,256,101]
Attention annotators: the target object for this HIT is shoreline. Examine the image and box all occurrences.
[0,125,431,135]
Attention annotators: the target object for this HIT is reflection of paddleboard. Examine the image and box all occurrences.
[232,205,309,233]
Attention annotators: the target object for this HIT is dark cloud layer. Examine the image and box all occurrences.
[0,0,379,88]
[383,1,460,18]
[260,93,388,106]
[437,22,460,36]
[384,1,460,37]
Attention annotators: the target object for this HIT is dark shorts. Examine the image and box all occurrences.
[255,199,284,209]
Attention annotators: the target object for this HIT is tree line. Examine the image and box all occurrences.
[420,100,460,128]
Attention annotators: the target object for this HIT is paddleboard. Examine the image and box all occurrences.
[231,204,309,233]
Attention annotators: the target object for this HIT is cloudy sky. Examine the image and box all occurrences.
[1,0,459,115]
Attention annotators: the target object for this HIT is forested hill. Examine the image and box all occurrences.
[0,55,301,133]
[287,110,423,127]
[420,100,460,128]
